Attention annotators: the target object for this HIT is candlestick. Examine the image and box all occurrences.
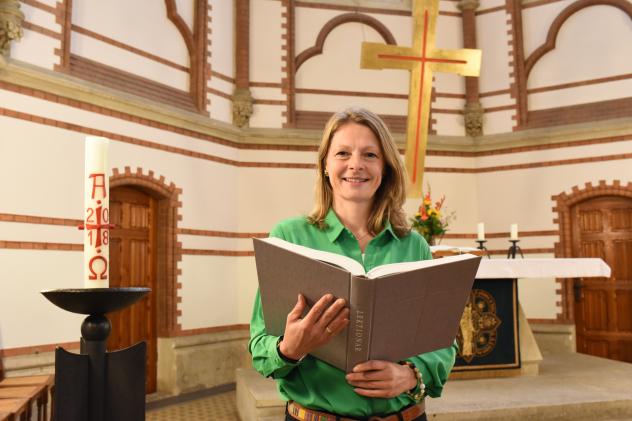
[507,240,524,259]
[84,137,110,288]
[510,223,518,241]
[477,222,485,241]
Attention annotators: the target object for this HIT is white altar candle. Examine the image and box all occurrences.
[510,223,518,240]
[84,137,110,288]
[477,223,485,241]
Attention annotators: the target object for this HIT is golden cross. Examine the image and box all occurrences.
[361,0,481,197]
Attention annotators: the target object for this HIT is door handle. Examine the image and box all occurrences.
[573,279,583,301]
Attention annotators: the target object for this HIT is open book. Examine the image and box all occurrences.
[253,237,482,372]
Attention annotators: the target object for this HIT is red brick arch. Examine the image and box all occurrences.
[551,180,632,322]
[524,0,632,80]
[295,13,397,71]
[110,167,183,335]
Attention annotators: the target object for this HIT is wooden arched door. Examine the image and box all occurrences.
[573,195,632,362]
[108,186,158,393]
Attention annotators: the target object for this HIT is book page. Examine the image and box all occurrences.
[262,237,366,276]
[366,253,478,279]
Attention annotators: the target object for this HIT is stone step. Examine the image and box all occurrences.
[236,352,632,421]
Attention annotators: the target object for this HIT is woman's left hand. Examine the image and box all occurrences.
[345,360,417,398]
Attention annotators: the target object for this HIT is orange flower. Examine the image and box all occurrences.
[420,203,428,220]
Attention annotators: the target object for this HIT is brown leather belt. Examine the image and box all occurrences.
[287,400,426,421]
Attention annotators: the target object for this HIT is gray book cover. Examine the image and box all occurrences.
[253,237,481,372]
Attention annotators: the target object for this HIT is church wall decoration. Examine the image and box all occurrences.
[360,0,482,197]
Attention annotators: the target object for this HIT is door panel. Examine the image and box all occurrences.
[573,196,632,363]
[581,290,608,331]
[617,290,632,332]
[108,186,157,393]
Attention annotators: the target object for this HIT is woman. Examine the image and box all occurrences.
[249,107,457,421]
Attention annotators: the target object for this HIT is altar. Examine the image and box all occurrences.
[445,255,611,378]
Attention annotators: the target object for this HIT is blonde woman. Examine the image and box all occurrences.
[249,107,457,421]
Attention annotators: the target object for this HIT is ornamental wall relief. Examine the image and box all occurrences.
[0,0,24,65]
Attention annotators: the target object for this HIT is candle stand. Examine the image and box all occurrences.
[475,240,491,258]
[507,240,524,259]
[41,287,150,421]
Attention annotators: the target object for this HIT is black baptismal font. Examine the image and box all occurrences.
[42,287,149,421]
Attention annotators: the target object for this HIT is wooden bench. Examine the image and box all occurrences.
[0,375,54,421]
[0,398,30,421]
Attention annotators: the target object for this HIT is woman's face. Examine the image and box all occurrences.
[325,122,385,207]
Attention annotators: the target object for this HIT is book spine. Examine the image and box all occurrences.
[346,276,375,371]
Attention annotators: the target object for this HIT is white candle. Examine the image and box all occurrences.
[84,137,110,288]
[510,223,518,240]
[477,223,485,241]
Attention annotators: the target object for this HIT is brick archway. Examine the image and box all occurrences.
[110,167,182,335]
[552,180,632,322]
[294,13,397,71]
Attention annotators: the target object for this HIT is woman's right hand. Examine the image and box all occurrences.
[279,293,350,361]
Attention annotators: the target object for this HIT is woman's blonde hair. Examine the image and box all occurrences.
[307,107,410,237]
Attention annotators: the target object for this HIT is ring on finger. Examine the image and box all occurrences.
[325,326,333,334]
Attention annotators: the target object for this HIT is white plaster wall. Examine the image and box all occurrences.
[476,164,632,233]
[482,110,515,134]
[518,276,559,319]
[0,250,84,349]
[435,15,463,51]
[402,171,479,235]
[208,0,235,123]
[72,0,189,66]
[208,75,234,98]
[237,149,317,164]
[249,0,284,128]
[251,87,286,102]
[0,92,244,346]
[179,256,242,329]
[71,33,189,90]
[476,139,632,168]
[522,0,576,58]
[527,6,632,97]
[296,93,408,115]
[295,23,409,95]
[250,0,283,83]
[237,258,260,324]
[20,3,60,33]
[294,8,413,54]
[476,10,511,94]
[175,0,195,30]
[0,88,240,168]
[248,104,285,128]
[208,94,233,123]
[11,32,60,71]
[236,167,316,232]
[209,0,235,80]
[433,114,466,136]
[0,223,80,244]
[529,79,632,110]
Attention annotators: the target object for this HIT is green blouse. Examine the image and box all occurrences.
[248,209,457,417]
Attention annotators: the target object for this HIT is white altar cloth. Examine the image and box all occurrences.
[475,258,611,279]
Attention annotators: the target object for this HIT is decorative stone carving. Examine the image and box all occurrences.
[464,101,484,137]
[232,87,254,128]
[0,0,24,59]
[457,0,480,11]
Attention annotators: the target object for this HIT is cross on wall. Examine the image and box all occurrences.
[361,0,482,197]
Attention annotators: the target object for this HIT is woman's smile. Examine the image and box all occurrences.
[325,122,384,205]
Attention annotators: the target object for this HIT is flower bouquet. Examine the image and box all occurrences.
[411,187,455,245]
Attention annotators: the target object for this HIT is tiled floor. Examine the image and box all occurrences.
[147,390,240,421]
